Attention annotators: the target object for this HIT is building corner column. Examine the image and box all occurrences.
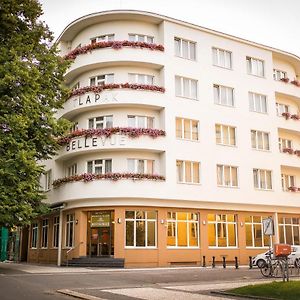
[57,209,63,266]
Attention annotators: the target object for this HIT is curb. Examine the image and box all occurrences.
[211,290,282,300]
[57,289,105,300]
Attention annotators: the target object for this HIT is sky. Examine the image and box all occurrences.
[39,0,300,57]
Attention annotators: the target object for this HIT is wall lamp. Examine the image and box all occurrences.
[117,218,122,224]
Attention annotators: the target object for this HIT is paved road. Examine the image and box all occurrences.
[0,263,269,300]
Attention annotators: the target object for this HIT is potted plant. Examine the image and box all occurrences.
[282,112,291,120]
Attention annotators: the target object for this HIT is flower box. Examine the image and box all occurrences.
[282,112,291,120]
[288,186,299,192]
[68,83,165,99]
[294,150,300,157]
[283,147,294,154]
[291,80,300,87]
[57,127,166,145]
[280,77,289,83]
[64,40,165,60]
[53,172,166,187]
[291,114,300,120]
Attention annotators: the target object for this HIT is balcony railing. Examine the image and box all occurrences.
[57,127,166,146]
[53,172,165,188]
[64,40,165,60]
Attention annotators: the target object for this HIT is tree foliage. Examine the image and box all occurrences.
[0,0,70,227]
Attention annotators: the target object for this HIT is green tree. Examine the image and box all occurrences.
[0,0,70,227]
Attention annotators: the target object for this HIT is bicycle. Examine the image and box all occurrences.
[260,250,284,278]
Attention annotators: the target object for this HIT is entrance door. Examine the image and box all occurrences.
[88,211,114,257]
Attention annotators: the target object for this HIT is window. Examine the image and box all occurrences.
[281,174,296,191]
[90,74,114,86]
[176,118,199,141]
[127,159,154,174]
[128,34,154,43]
[253,169,272,190]
[276,103,289,116]
[174,37,196,60]
[31,223,38,248]
[71,82,80,91]
[87,159,112,174]
[90,34,114,44]
[167,212,199,247]
[273,69,287,81]
[70,122,78,132]
[245,216,269,248]
[212,48,232,69]
[214,85,234,106]
[249,92,267,113]
[217,165,238,187]
[208,214,237,247]
[128,73,154,85]
[53,216,59,248]
[125,211,157,247]
[175,76,197,99]
[251,130,270,151]
[128,115,154,129]
[279,217,300,245]
[176,160,200,184]
[67,164,77,177]
[44,170,52,191]
[88,115,113,129]
[215,124,236,146]
[41,219,48,248]
[65,214,75,248]
[246,56,264,77]
[279,138,292,152]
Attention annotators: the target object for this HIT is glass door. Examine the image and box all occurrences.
[88,211,114,257]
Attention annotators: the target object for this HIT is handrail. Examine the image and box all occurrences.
[66,241,83,267]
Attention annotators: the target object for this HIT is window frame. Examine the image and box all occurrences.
[65,214,75,248]
[245,215,270,248]
[253,169,272,190]
[128,34,154,43]
[44,170,52,191]
[176,117,199,141]
[212,47,232,69]
[90,34,115,44]
[249,92,268,114]
[89,74,114,86]
[276,103,289,116]
[279,138,293,152]
[167,212,200,248]
[208,214,238,248]
[215,124,236,146]
[273,69,287,81]
[88,115,113,129]
[127,158,154,174]
[217,164,239,188]
[281,174,296,191]
[127,115,154,129]
[125,210,157,248]
[176,160,200,184]
[53,216,60,248]
[213,84,235,107]
[279,217,300,246]
[175,76,198,100]
[87,159,112,174]
[251,130,270,151]
[174,37,196,60]
[31,223,38,249]
[246,56,265,77]
[41,219,49,249]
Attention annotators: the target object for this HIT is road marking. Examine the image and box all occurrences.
[102,287,234,299]
[57,289,105,300]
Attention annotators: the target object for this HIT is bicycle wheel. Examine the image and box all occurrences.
[273,261,283,278]
[260,265,271,277]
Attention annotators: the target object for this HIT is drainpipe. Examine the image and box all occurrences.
[57,206,64,267]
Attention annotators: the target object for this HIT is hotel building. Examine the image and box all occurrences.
[27,10,300,267]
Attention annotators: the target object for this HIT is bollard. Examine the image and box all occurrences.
[249,256,253,269]
[202,256,206,267]
[235,256,239,269]
[222,256,226,268]
[212,256,215,268]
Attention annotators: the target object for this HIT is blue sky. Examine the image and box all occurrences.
[39,0,300,57]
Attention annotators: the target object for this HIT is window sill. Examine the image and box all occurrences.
[176,138,200,143]
[254,188,273,192]
[247,73,265,79]
[125,247,157,249]
[217,185,239,189]
[175,95,198,101]
[174,55,196,62]
[246,247,269,249]
[214,102,235,108]
[216,143,237,148]
[212,64,233,71]
[208,246,238,249]
[177,182,201,186]
[252,148,271,153]
[249,110,268,115]
[167,246,200,249]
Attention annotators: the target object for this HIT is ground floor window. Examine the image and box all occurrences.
[66,214,75,248]
[245,216,269,247]
[53,216,59,248]
[31,223,38,248]
[125,211,157,248]
[208,214,237,247]
[167,212,199,247]
[41,219,49,248]
[279,217,300,245]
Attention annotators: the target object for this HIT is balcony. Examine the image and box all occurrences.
[273,80,300,99]
[64,41,165,82]
[56,128,166,160]
[276,113,300,132]
[57,85,166,119]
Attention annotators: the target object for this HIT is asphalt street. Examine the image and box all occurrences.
[0,263,268,300]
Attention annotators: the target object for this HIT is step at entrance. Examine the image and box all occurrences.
[63,256,125,268]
